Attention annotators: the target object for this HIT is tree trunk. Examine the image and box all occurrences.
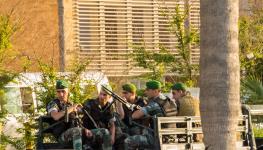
[200,0,241,149]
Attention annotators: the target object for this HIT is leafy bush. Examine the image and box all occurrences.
[131,4,199,87]
[241,75,263,104]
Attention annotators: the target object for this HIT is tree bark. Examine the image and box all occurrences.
[200,0,241,149]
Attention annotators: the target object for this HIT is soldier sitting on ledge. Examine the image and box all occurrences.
[46,79,95,150]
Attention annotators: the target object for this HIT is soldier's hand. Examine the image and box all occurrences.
[68,105,78,113]
[85,129,93,138]
[127,104,137,111]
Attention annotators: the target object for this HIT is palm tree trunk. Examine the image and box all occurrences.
[200,0,241,149]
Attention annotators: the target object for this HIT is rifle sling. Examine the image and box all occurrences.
[83,109,99,129]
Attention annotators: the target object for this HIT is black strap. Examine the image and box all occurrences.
[82,109,99,129]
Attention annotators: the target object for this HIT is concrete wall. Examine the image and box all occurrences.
[0,0,60,71]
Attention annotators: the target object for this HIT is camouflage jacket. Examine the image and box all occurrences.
[177,95,200,116]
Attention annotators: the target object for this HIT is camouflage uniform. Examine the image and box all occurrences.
[177,94,200,116]
[124,94,166,150]
[82,99,114,150]
[122,97,147,135]
[47,99,83,150]
[84,128,112,150]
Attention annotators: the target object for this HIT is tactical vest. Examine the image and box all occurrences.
[153,94,178,117]
[82,99,114,129]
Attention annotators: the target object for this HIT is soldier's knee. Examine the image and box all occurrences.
[100,128,110,136]
[124,137,139,149]
[71,127,82,136]
[124,137,132,145]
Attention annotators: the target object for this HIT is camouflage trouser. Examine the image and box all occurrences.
[128,126,142,136]
[59,127,83,150]
[90,128,112,150]
[124,130,154,150]
[59,127,112,150]
[114,126,129,150]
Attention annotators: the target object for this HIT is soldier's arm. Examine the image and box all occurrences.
[49,105,76,121]
[50,110,66,121]
[109,121,115,144]
[132,102,160,119]
[47,102,64,120]
[131,99,148,119]
[132,109,144,119]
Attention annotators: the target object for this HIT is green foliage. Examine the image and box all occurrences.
[131,4,199,86]
[6,59,96,149]
[253,128,263,138]
[0,12,20,69]
[16,115,37,150]
[67,60,96,104]
[0,133,25,150]
[0,72,17,89]
[35,60,57,110]
[35,59,97,110]
[0,10,20,121]
[239,7,263,80]
[132,45,175,81]
[252,115,263,138]
[0,11,20,149]
[240,6,263,105]
[0,15,15,50]
[163,5,199,84]
[241,75,263,104]
[162,82,173,93]
[0,114,37,150]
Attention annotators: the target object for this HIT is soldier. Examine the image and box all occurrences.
[82,84,115,150]
[172,82,201,142]
[171,82,200,116]
[116,83,147,136]
[124,80,169,150]
[46,79,93,150]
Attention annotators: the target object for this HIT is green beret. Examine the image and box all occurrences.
[172,82,187,91]
[146,80,161,90]
[122,83,137,93]
[56,80,69,89]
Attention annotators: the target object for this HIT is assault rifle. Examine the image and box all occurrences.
[64,103,84,128]
[101,85,154,133]
[101,85,141,111]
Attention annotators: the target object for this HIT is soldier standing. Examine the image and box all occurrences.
[46,80,93,150]
[124,80,168,150]
[116,83,147,136]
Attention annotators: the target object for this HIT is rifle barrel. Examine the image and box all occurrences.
[101,85,141,110]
